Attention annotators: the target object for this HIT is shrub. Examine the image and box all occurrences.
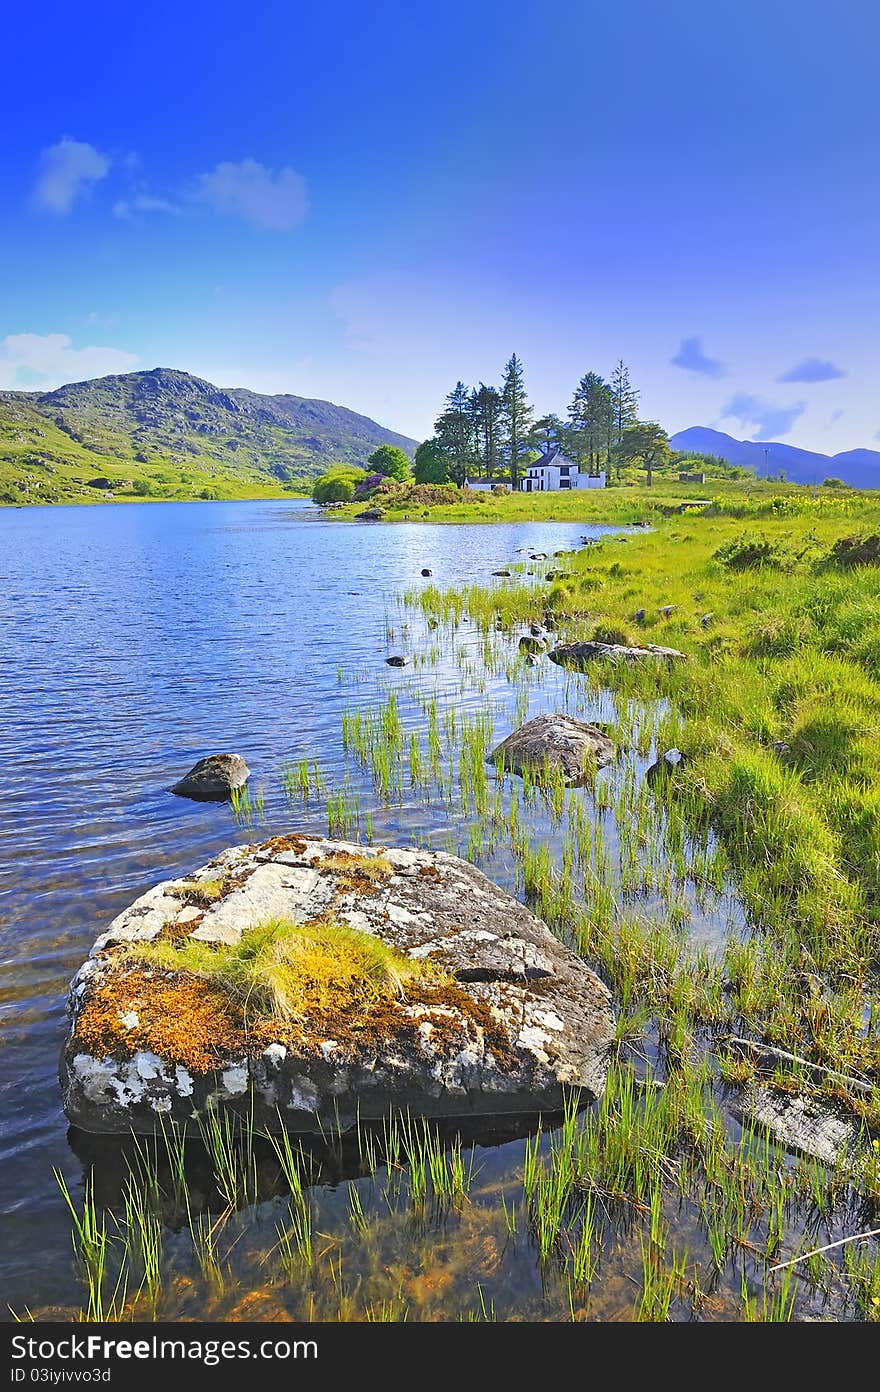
[827,534,880,568]
[312,466,366,504]
[713,532,789,570]
[367,444,411,481]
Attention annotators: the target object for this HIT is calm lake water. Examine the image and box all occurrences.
[1,497,639,1315]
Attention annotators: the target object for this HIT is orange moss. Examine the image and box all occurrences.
[317,850,394,895]
[71,961,515,1074]
[71,968,242,1073]
[260,834,311,857]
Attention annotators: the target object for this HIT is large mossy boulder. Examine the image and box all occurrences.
[61,836,615,1135]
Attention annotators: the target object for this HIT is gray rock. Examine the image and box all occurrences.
[549,641,687,669]
[658,604,678,618]
[492,569,512,577]
[529,552,548,561]
[731,1087,864,1167]
[646,748,687,781]
[385,654,409,667]
[546,570,571,581]
[356,507,384,520]
[518,634,547,655]
[699,612,714,627]
[169,753,250,802]
[634,608,646,624]
[421,568,432,577]
[60,837,615,1135]
[489,713,614,785]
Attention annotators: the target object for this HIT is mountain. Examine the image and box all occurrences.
[670,427,880,489]
[0,367,417,505]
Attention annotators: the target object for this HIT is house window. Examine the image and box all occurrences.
[560,465,569,476]
[560,478,570,488]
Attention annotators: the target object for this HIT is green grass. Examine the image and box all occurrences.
[126,915,443,1024]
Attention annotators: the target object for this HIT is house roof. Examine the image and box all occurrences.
[529,447,580,470]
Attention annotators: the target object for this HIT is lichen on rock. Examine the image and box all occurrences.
[61,836,615,1134]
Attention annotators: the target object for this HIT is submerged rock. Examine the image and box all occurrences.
[489,713,614,785]
[61,836,615,1135]
[646,748,687,782]
[549,640,687,669]
[385,654,409,667]
[421,568,432,576]
[731,1087,864,1167]
[518,634,547,655]
[170,753,250,802]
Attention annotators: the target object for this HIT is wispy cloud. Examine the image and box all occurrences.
[778,357,846,383]
[33,138,110,213]
[670,336,724,378]
[0,333,138,390]
[195,159,309,230]
[113,193,180,219]
[720,392,805,439]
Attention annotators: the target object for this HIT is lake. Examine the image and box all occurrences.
[1,497,643,1317]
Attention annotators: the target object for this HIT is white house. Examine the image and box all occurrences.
[519,448,605,492]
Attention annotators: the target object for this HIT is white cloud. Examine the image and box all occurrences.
[0,333,138,390]
[33,139,110,213]
[113,193,180,219]
[195,159,309,230]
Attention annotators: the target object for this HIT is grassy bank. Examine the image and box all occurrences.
[326,476,834,525]
[409,493,880,1107]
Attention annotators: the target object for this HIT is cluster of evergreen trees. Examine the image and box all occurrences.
[415,355,669,488]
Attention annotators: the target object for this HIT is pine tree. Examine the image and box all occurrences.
[568,372,614,475]
[500,354,533,488]
[610,360,640,480]
[530,413,565,453]
[434,381,477,484]
[470,384,503,480]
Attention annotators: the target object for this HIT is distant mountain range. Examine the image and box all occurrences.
[670,427,880,489]
[0,368,416,505]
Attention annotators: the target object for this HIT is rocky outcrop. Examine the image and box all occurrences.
[169,754,250,802]
[489,714,614,784]
[549,640,687,669]
[61,837,615,1135]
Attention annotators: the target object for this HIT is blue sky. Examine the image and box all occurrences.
[2,0,879,451]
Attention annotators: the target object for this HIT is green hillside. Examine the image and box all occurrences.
[0,367,417,506]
